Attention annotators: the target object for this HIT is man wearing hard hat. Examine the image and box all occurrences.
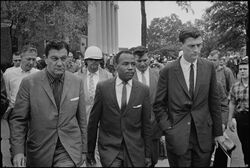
[75,46,112,167]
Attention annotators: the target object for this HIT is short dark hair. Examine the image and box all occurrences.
[114,50,133,64]
[13,51,21,56]
[45,40,69,57]
[209,50,224,59]
[179,27,202,43]
[132,46,148,57]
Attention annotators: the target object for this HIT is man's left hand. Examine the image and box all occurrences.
[145,157,152,167]
[214,135,225,148]
[80,154,86,167]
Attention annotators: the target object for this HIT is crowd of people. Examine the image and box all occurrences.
[0,27,248,167]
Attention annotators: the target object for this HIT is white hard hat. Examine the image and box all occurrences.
[84,46,103,60]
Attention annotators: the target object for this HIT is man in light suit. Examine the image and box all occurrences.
[9,40,87,167]
[87,50,152,167]
[75,46,112,167]
[153,27,225,167]
[132,46,162,167]
[75,46,113,123]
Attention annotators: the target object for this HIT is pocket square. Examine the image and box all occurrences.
[133,104,142,108]
[70,97,79,101]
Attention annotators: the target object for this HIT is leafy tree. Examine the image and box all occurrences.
[204,1,248,52]
[140,1,193,47]
[147,14,185,59]
[1,1,89,53]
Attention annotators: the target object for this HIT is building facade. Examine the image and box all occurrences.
[86,1,119,56]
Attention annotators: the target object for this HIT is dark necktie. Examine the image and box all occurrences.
[189,63,194,99]
[121,81,127,113]
[53,79,62,110]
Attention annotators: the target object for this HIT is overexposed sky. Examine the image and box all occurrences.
[118,1,212,48]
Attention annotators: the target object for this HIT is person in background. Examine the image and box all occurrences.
[132,45,162,167]
[9,40,87,167]
[87,50,152,167]
[3,44,39,120]
[153,27,224,167]
[4,52,22,74]
[1,70,9,166]
[227,57,249,167]
[208,50,235,96]
[75,46,112,167]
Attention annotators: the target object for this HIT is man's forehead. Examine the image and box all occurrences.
[184,36,203,44]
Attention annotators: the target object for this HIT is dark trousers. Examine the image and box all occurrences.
[236,112,249,165]
[110,140,133,167]
[150,138,160,167]
[52,139,75,167]
[167,120,212,167]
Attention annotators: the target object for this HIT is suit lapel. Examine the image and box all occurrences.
[41,70,57,107]
[60,72,70,107]
[193,58,203,101]
[174,58,191,99]
[110,77,120,111]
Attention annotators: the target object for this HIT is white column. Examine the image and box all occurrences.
[111,3,116,54]
[106,1,112,55]
[114,3,119,54]
[88,2,97,47]
[101,1,107,54]
[96,1,102,49]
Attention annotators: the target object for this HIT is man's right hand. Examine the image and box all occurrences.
[86,153,96,166]
[228,118,236,132]
[13,153,26,167]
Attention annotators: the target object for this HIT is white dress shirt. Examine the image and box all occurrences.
[115,76,132,109]
[3,67,39,106]
[86,69,100,94]
[136,68,150,87]
[180,56,197,91]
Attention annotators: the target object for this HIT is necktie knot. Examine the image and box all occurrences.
[190,63,194,68]
[122,81,127,85]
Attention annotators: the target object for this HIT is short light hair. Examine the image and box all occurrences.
[21,44,37,57]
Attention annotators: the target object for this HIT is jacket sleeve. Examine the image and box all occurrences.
[9,77,30,156]
[76,78,87,153]
[153,67,172,132]
[87,82,103,153]
[1,70,8,117]
[209,63,223,137]
[142,87,152,158]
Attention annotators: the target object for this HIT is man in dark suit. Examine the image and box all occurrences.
[132,46,162,167]
[9,40,87,167]
[153,27,225,167]
[87,50,152,167]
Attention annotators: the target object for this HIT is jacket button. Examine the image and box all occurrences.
[187,122,191,125]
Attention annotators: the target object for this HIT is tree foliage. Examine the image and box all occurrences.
[204,1,248,52]
[1,1,89,51]
[147,14,185,59]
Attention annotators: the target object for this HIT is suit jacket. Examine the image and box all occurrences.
[9,70,87,167]
[133,68,162,139]
[87,78,152,167]
[153,57,223,155]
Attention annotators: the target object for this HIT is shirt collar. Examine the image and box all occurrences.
[180,56,197,68]
[136,67,149,75]
[45,68,64,84]
[116,75,132,86]
[87,69,99,77]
